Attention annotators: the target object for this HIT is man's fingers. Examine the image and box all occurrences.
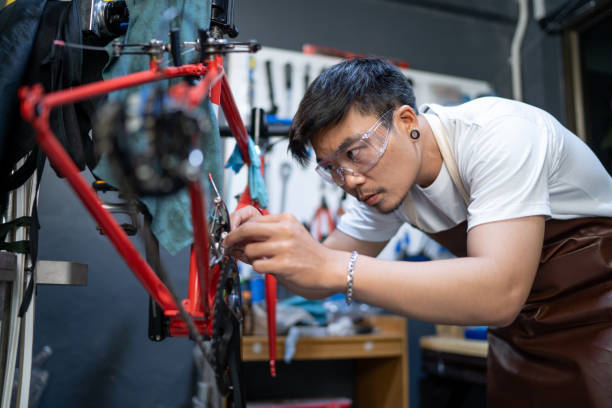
[224,213,303,247]
[226,246,252,264]
[222,221,280,248]
[246,213,297,224]
[243,241,282,261]
[252,257,278,275]
[229,205,263,231]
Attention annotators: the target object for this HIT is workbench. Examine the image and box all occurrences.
[242,315,408,408]
[418,335,488,408]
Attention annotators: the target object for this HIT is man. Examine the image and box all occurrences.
[223,58,612,406]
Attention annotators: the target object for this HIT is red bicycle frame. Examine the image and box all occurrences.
[19,57,278,373]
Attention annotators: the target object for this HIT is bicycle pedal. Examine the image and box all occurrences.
[92,180,118,192]
[96,223,138,236]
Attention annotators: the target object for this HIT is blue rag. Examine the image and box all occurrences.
[279,296,327,325]
[93,0,222,255]
[224,137,269,208]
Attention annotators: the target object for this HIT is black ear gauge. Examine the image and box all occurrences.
[410,129,420,140]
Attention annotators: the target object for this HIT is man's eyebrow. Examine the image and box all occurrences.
[316,134,362,164]
[337,135,360,151]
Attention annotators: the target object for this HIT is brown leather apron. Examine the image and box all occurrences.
[421,113,612,405]
[487,217,612,407]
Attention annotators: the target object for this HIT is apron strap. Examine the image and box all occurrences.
[402,113,469,230]
[425,113,470,203]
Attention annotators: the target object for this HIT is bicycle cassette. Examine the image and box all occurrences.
[94,86,214,196]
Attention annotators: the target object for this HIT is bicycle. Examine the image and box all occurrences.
[13,2,278,407]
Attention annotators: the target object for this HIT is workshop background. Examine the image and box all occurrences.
[28,0,611,407]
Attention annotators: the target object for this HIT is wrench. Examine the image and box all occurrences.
[279,162,292,213]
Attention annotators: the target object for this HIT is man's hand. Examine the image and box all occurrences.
[222,213,347,298]
[224,205,264,264]
[229,205,264,231]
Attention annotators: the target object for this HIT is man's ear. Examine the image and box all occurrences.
[395,105,419,134]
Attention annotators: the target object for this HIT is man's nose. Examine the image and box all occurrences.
[342,170,366,189]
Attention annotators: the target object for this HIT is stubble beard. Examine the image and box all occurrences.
[374,193,404,214]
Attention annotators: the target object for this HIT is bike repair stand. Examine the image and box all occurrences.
[0,174,87,408]
[0,255,88,408]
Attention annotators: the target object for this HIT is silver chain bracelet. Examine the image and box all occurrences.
[345,251,358,305]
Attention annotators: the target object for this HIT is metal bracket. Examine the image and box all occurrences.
[35,261,88,286]
[0,254,87,286]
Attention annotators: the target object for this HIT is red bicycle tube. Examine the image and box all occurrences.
[188,181,211,319]
[255,202,278,377]
[42,64,207,110]
[265,273,277,377]
[262,202,277,377]
[187,245,204,315]
[220,75,250,162]
[30,108,177,311]
[236,198,277,376]
[188,60,220,108]
[255,154,277,377]
[207,57,223,105]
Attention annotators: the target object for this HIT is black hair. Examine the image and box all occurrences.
[288,57,418,166]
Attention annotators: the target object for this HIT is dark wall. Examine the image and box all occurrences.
[32,1,568,407]
[234,0,566,120]
[34,168,195,408]
[521,10,566,122]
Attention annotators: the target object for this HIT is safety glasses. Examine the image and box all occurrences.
[315,109,394,186]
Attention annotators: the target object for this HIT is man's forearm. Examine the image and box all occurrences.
[322,217,543,326]
[324,253,527,326]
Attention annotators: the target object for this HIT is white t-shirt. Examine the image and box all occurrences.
[337,97,612,242]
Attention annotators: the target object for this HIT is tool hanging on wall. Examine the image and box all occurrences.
[284,62,293,119]
[275,161,293,300]
[311,197,335,242]
[264,60,279,119]
[304,64,311,94]
[310,182,335,242]
[248,55,255,112]
[268,162,293,299]
[278,162,292,214]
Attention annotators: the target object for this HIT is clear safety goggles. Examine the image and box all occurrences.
[315,109,394,186]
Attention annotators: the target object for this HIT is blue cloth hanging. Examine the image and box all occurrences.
[224,137,269,209]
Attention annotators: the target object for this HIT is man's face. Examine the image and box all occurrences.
[312,106,421,214]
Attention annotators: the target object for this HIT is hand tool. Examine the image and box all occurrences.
[265,60,278,117]
[279,162,292,213]
[284,62,293,119]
